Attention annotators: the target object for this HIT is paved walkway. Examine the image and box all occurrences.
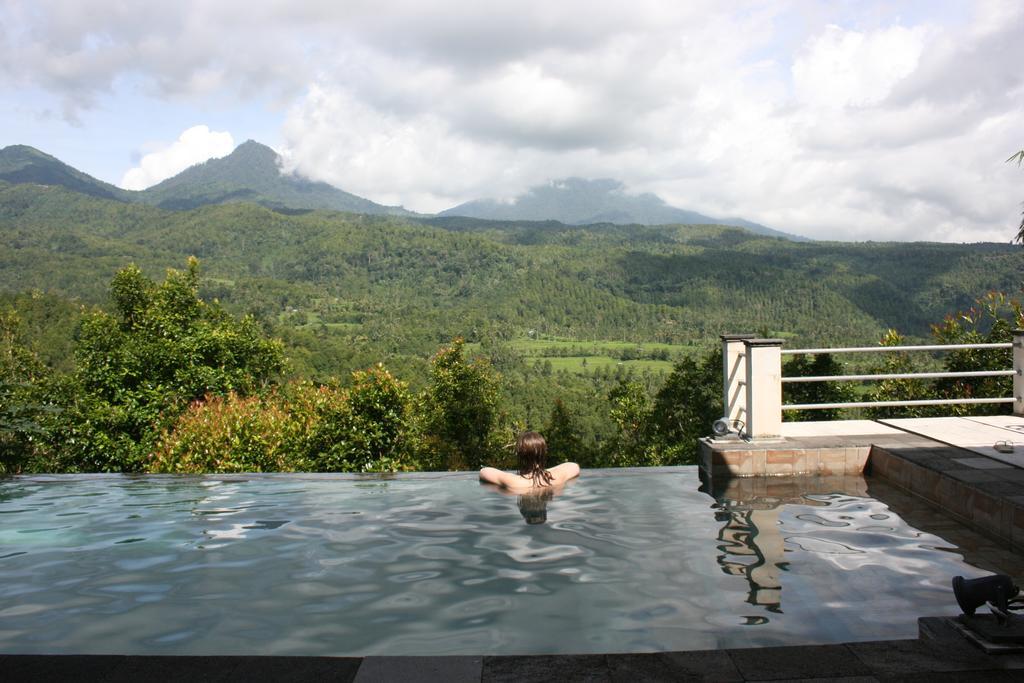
[778,415,1024,464]
[879,415,1024,467]
[5,618,1024,681]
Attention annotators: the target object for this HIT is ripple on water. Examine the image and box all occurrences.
[0,472,994,656]
[504,544,587,564]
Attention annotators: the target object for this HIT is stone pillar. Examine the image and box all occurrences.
[744,338,784,439]
[1014,329,1023,417]
[721,334,755,429]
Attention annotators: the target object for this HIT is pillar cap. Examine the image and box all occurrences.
[744,338,785,347]
[720,333,757,341]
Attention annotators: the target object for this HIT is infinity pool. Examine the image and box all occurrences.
[0,469,988,655]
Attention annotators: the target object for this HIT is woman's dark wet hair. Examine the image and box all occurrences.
[516,431,553,486]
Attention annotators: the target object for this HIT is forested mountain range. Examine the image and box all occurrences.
[1,137,1021,377]
[440,177,800,240]
[0,141,789,237]
[0,141,412,215]
[1,179,1020,366]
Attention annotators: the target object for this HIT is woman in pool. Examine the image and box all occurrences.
[479,431,580,492]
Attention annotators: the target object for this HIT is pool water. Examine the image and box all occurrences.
[0,469,988,656]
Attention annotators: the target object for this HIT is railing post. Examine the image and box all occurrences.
[1014,329,1023,417]
[744,338,784,439]
[721,334,755,430]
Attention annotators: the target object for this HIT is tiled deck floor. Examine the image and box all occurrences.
[879,415,1024,466]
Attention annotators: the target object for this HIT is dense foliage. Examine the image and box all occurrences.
[30,260,284,472]
[1,309,52,473]
[1,258,736,472]
[864,292,1023,419]
[0,173,1021,473]
[416,339,502,471]
[781,354,857,421]
[2,181,1021,359]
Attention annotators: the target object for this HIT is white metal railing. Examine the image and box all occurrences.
[782,369,1015,383]
[783,343,1011,355]
[785,397,1015,411]
[720,332,1024,439]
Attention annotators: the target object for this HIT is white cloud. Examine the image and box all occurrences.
[120,125,234,190]
[792,25,929,108]
[4,0,1024,241]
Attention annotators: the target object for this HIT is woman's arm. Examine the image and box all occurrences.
[479,467,510,487]
[548,462,580,485]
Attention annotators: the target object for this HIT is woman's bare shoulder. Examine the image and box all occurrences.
[548,462,580,484]
[480,463,579,491]
[479,467,508,485]
[480,468,537,492]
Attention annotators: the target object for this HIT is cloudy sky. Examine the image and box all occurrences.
[2,0,1022,242]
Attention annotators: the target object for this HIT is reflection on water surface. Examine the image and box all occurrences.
[0,470,999,655]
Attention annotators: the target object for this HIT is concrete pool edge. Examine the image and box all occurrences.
[5,618,1024,682]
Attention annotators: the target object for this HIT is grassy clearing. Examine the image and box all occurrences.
[321,322,361,332]
[202,276,236,287]
[539,356,675,375]
[464,334,698,376]
[507,335,701,357]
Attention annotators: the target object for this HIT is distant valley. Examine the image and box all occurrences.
[2,138,1022,459]
[0,138,1021,379]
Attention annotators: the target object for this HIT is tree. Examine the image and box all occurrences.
[149,391,298,473]
[47,258,284,472]
[865,293,1023,418]
[604,380,654,466]
[417,338,501,470]
[782,353,856,421]
[1009,150,1024,244]
[544,398,588,464]
[930,292,1022,415]
[863,329,934,419]
[647,350,721,465]
[303,365,412,472]
[0,309,52,473]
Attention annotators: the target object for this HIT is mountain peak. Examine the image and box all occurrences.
[230,140,278,162]
[441,177,802,240]
[137,140,412,215]
[0,139,414,217]
[551,177,624,193]
[1,144,73,170]
[1,144,50,158]
[0,144,130,201]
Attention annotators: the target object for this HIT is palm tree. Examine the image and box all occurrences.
[1010,150,1024,243]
